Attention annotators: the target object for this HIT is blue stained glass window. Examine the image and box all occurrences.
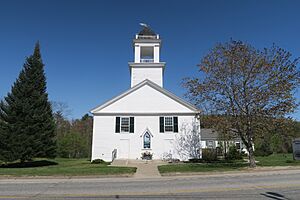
[143,132,151,149]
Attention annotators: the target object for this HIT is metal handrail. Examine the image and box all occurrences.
[112,149,117,161]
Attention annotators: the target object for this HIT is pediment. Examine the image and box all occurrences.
[91,79,199,114]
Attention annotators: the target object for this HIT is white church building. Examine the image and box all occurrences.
[90,25,200,162]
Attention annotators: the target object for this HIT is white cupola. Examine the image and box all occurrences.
[128,24,166,87]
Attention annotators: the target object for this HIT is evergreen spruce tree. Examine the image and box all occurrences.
[0,42,56,163]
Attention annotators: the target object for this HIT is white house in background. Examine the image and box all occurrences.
[90,25,200,162]
[201,129,248,153]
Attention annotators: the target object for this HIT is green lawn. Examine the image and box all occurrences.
[256,153,300,166]
[158,154,300,174]
[0,158,136,177]
[158,162,247,174]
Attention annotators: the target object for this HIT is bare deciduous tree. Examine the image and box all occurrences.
[175,121,201,160]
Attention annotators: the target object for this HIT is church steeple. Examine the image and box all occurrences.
[129,24,166,87]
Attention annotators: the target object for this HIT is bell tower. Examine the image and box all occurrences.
[129,24,166,87]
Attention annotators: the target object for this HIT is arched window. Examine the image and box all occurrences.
[143,132,151,149]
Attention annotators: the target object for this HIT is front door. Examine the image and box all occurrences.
[119,139,130,159]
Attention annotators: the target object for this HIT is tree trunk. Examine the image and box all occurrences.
[248,146,256,168]
[224,141,227,157]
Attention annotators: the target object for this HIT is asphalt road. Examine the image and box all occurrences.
[1,170,300,200]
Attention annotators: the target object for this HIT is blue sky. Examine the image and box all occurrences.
[0,0,299,120]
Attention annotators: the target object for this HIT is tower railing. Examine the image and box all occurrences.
[136,35,159,39]
[112,149,117,162]
[140,58,154,63]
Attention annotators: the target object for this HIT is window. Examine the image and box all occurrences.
[140,46,154,63]
[121,117,129,132]
[143,132,151,149]
[235,142,241,150]
[115,117,134,133]
[159,116,178,133]
[207,141,214,148]
[164,117,173,132]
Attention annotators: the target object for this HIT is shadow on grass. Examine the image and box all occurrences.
[189,162,249,169]
[0,160,58,168]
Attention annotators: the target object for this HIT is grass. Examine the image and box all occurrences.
[158,154,300,174]
[0,158,136,177]
[256,153,300,166]
[158,161,247,174]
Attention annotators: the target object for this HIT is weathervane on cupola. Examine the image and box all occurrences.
[139,23,148,27]
[138,23,157,36]
[128,23,166,88]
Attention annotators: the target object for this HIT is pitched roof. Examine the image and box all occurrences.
[201,128,241,141]
[201,129,219,140]
[90,79,199,114]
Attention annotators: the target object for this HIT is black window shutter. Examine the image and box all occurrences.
[129,117,134,133]
[159,117,164,133]
[115,117,120,133]
[173,117,178,132]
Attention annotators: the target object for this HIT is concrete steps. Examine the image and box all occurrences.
[110,159,129,166]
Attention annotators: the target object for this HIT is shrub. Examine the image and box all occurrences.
[91,159,107,164]
[57,131,89,158]
[254,140,273,157]
[202,149,218,162]
[141,151,153,160]
[286,160,294,163]
[226,146,243,160]
[188,158,204,163]
[216,146,223,156]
